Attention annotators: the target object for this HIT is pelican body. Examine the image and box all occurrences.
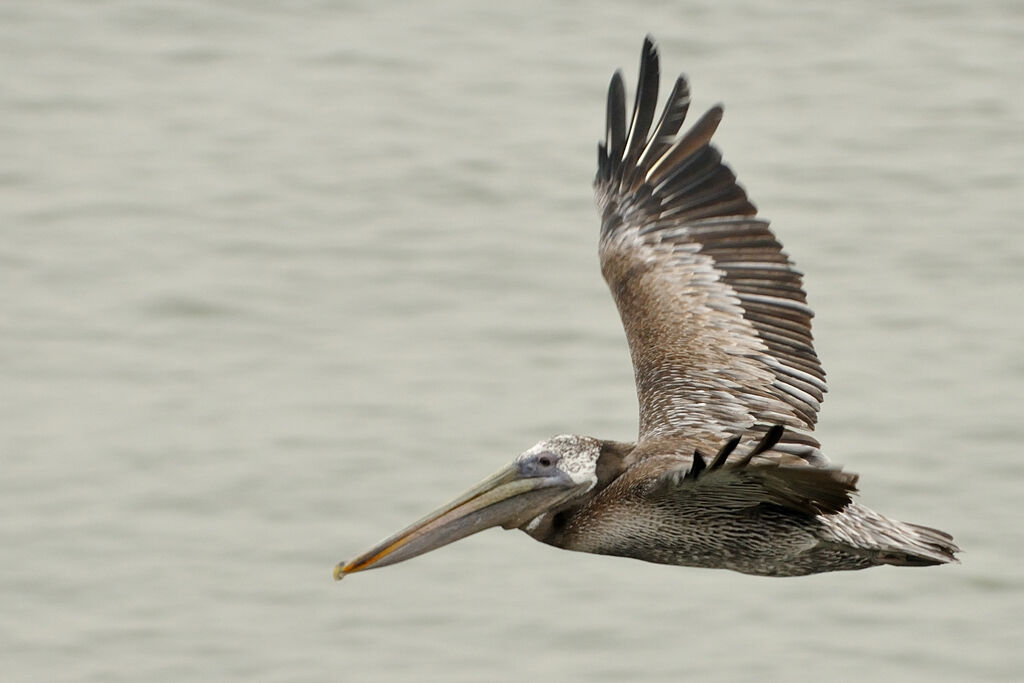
[336,38,958,579]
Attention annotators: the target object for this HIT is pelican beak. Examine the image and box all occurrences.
[334,463,576,580]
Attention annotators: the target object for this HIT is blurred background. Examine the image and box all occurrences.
[3,1,1022,681]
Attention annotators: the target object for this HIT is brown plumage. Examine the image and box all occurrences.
[334,37,958,581]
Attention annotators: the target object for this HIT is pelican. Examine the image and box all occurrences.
[335,37,958,579]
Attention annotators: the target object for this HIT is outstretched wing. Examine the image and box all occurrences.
[595,37,826,453]
[647,425,857,517]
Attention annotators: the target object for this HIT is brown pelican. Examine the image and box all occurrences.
[335,37,958,579]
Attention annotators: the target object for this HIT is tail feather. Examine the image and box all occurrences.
[825,503,960,568]
[875,521,959,567]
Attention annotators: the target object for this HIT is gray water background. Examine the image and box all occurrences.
[4,1,1023,681]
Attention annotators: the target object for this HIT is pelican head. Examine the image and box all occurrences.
[334,435,603,579]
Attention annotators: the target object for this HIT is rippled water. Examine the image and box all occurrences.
[4,1,1023,681]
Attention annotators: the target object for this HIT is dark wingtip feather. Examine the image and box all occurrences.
[605,70,627,174]
[709,435,742,470]
[687,451,708,480]
[646,104,724,187]
[632,74,691,179]
[734,424,786,468]
[622,37,660,177]
[753,424,786,456]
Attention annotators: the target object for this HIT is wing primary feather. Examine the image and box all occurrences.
[621,36,660,191]
[646,105,723,186]
[634,76,691,179]
[733,424,786,467]
[597,143,609,182]
[605,71,627,178]
[709,434,742,470]
[754,424,786,456]
[687,450,708,480]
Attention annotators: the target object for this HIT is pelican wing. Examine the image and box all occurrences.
[562,429,859,564]
[595,38,826,450]
[647,426,857,516]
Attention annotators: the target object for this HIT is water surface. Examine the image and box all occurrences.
[3,1,1023,681]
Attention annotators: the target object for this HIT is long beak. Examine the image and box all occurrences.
[334,463,575,580]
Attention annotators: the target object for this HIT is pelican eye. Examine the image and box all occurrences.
[521,451,558,476]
